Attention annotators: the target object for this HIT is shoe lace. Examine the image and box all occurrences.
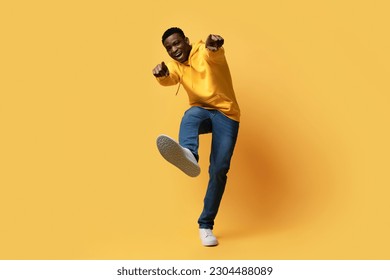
[201,229,214,238]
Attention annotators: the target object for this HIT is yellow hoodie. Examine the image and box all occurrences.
[156,40,240,122]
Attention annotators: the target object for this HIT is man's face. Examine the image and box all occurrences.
[163,33,192,63]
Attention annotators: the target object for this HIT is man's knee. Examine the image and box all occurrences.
[209,161,230,177]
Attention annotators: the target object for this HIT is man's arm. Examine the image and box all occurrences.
[152,61,180,86]
[204,34,226,64]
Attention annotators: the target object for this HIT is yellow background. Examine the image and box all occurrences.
[1,0,389,259]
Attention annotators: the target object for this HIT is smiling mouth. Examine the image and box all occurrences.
[173,51,182,59]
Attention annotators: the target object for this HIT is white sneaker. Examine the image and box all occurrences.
[199,228,218,246]
[156,134,200,177]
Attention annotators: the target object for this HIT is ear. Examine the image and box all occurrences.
[185,37,190,45]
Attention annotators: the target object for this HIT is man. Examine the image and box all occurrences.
[152,27,240,246]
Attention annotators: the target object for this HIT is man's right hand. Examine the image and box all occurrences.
[152,62,169,77]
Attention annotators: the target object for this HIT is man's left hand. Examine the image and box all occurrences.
[206,34,224,51]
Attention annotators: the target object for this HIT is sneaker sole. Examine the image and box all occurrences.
[202,240,219,246]
[156,135,200,177]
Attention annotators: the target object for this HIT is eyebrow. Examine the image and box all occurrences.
[165,40,181,50]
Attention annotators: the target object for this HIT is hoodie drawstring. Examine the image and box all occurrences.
[175,81,181,95]
[175,47,194,96]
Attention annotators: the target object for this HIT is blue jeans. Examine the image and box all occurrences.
[179,106,239,229]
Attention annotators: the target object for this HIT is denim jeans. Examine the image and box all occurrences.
[179,106,239,229]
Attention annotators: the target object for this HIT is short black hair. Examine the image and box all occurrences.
[162,27,185,44]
